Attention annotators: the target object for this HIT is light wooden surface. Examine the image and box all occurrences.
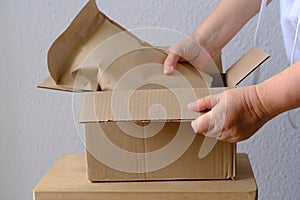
[33,153,257,200]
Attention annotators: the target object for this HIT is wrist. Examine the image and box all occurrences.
[245,85,274,122]
[255,83,281,119]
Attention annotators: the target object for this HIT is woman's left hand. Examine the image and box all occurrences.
[188,85,271,142]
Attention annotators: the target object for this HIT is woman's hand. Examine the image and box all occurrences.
[163,0,267,75]
[188,85,272,142]
[163,33,213,75]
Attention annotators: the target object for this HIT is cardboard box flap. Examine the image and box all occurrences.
[79,88,225,123]
[225,46,269,87]
[42,0,220,92]
[38,76,82,92]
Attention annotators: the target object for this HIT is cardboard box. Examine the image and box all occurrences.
[33,153,258,200]
[38,0,269,181]
[79,49,267,181]
[80,87,236,181]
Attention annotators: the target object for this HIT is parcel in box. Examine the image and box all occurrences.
[38,0,269,181]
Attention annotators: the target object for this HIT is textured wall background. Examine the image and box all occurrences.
[0,0,299,200]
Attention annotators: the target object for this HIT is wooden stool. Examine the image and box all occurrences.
[34,153,257,200]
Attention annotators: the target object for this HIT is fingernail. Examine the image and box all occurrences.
[164,66,174,74]
[191,119,198,133]
[187,102,198,110]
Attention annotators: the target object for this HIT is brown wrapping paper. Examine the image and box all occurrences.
[47,0,219,92]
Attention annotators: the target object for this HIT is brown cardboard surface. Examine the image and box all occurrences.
[33,154,257,200]
[79,88,226,123]
[80,88,235,181]
[85,122,235,181]
[226,46,270,87]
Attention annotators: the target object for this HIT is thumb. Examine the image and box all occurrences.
[191,111,212,134]
[163,53,180,75]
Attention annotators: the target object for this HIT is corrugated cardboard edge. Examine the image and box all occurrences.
[79,88,226,123]
[232,143,237,179]
[226,46,270,87]
[38,76,81,92]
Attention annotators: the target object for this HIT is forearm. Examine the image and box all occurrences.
[257,61,300,118]
[194,0,271,57]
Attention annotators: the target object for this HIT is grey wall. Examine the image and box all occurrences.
[0,0,299,200]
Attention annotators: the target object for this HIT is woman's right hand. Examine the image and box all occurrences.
[163,33,213,75]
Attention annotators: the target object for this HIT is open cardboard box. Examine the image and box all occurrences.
[39,0,269,181]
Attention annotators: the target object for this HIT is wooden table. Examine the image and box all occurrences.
[34,153,257,200]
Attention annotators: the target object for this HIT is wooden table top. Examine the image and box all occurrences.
[34,153,257,200]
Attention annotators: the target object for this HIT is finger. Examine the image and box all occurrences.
[216,130,235,142]
[187,95,218,112]
[163,53,180,75]
[178,57,186,62]
[219,135,238,143]
[191,112,212,134]
[216,131,226,141]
